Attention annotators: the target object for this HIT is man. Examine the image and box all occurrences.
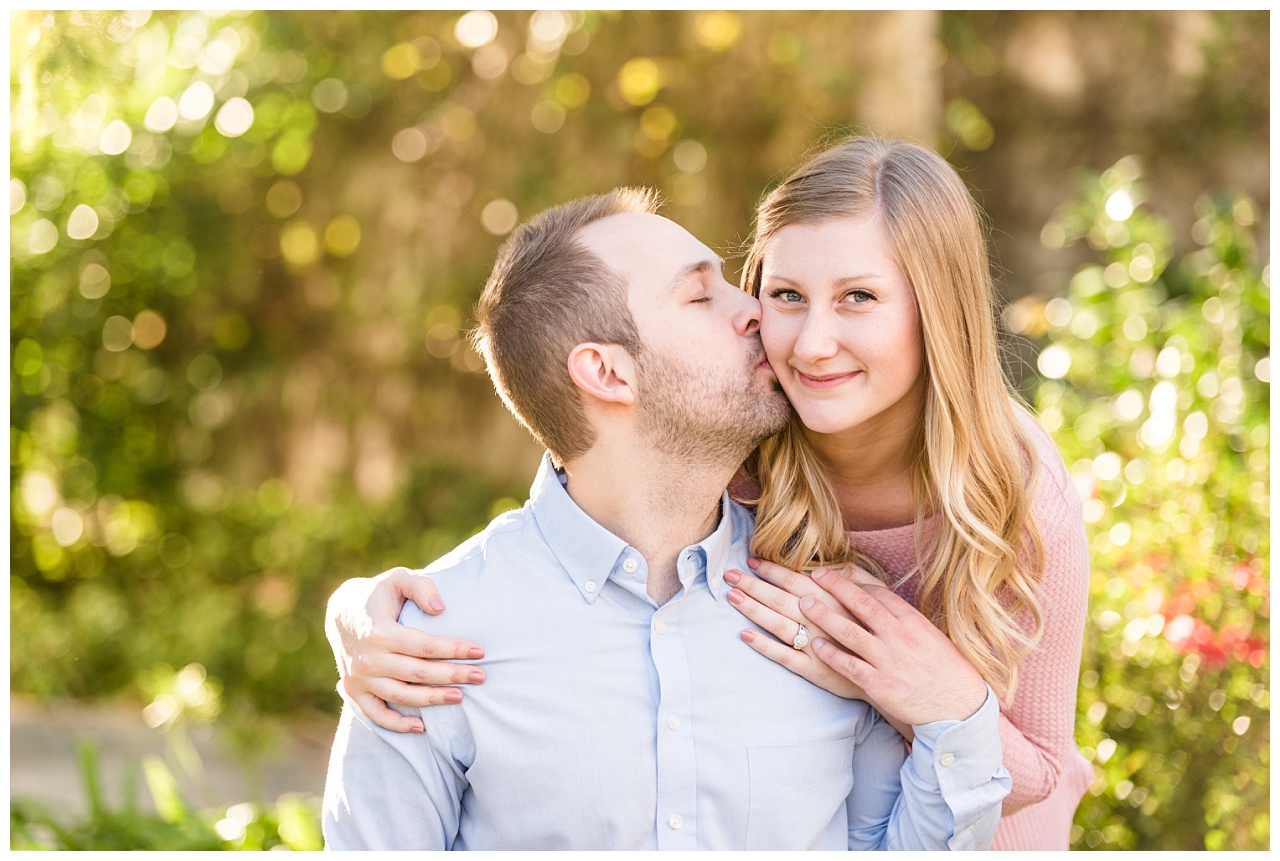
[321,188,1010,850]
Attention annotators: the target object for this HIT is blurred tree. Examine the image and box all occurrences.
[1012,160,1268,849]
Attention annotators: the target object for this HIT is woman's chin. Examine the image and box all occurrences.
[793,410,859,437]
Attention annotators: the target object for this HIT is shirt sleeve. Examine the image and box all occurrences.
[999,428,1091,811]
[321,697,472,850]
[847,686,1010,850]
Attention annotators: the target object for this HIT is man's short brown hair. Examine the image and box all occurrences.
[471,187,660,462]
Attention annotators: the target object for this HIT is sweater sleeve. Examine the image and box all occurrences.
[997,415,1091,812]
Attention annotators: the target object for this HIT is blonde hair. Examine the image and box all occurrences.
[741,137,1045,702]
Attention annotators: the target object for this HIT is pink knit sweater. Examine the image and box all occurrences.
[844,412,1092,850]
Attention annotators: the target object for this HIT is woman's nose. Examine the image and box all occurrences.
[792,310,838,362]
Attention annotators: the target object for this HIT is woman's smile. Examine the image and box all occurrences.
[795,369,861,389]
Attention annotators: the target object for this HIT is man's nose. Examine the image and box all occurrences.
[733,287,762,337]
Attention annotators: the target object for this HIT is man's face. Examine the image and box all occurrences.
[577,212,791,462]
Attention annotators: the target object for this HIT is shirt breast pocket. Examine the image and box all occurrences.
[744,737,857,850]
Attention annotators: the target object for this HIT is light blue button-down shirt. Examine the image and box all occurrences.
[323,453,1010,851]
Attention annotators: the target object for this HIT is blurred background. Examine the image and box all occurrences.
[8,9,1269,851]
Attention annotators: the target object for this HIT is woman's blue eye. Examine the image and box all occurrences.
[768,289,804,303]
[847,289,875,303]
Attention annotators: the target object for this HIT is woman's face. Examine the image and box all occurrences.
[758,213,926,438]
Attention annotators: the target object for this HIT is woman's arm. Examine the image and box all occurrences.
[326,567,487,733]
[988,471,1091,811]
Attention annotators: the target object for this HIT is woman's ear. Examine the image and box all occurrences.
[567,342,636,406]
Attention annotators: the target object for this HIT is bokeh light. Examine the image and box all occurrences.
[619,57,662,106]
[11,178,27,213]
[28,219,58,254]
[66,205,99,240]
[694,11,742,51]
[214,97,255,137]
[672,140,707,174]
[1106,189,1135,221]
[132,310,167,349]
[530,101,566,133]
[1037,343,1072,379]
[144,96,179,133]
[391,127,428,162]
[178,81,215,121]
[455,10,499,49]
[98,119,132,155]
[279,221,318,266]
[324,216,361,257]
[480,199,518,236]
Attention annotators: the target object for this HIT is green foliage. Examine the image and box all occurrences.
[10,742,322,851]
[1015,160,1269,850]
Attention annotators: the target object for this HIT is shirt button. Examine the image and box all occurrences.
[584,580,597,593]
[622,558,638,573]
[668,814,683,830]
[654,619,666,635]
[667,715,680,731]
[940,752,956,767]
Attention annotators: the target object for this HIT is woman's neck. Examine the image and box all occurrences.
[804,401,924,532]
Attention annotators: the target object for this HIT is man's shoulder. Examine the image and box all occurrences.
[396,504,549,630]
[418,503,537,577]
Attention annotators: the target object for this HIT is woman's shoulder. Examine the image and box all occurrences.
[1013,404,1076,504]
[1013,405,1089,586]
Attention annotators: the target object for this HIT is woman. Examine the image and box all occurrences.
[323,137,1091,850]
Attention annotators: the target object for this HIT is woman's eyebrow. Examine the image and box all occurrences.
[762,272,883,287]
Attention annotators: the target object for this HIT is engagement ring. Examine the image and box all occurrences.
[792,623,810,650]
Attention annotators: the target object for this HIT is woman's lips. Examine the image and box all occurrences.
[795,369,859,389]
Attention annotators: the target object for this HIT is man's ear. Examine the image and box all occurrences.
[567,342,636,406]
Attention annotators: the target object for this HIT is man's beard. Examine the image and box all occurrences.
[634,344,791,468]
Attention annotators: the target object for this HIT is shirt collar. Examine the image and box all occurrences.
[528,452,748,604]
[529,453,629,604]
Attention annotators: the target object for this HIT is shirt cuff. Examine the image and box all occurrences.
[908,684,1002,789]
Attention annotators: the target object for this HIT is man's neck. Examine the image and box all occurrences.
[560,441,736,604]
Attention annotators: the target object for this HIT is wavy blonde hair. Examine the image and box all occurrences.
[740,137,1045,702]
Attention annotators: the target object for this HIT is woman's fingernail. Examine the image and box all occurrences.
[741,630,756,644]
[724,569,741,585]
[727,589,744,605]
[468,671,486,684]
[812,567,829,580]
[411,724,425,734]
[812,638,827,650]
[467,647,485,660]
[799,596,814,611]
[746,557,760,570]
[428,597,446,613]
[444,691,463,703]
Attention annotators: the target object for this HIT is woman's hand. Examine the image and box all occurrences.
[725,559,870,702]
[325,567,487,733]
[800,565,989,727]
